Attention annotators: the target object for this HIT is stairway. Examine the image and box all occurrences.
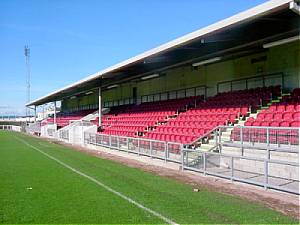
[196,91,286,152]
[81,108,110,122]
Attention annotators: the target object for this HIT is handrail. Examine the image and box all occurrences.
[140,85,207,103]
[227,125,299,130]
[189,126,220,145]
[85,131,181,146]
[190,125,299,148]
[182,148,299,166]
[217,72,284,93]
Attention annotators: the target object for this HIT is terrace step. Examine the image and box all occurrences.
[198,143,215,151]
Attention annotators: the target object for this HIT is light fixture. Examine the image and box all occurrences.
[85,91,94,95]
[141,73,159,80]
[263,36,300,49]
[107,84,119,89]
[192,57,222,67]
[70,96,76,99]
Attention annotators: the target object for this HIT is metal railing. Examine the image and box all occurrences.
[47,128,56,137]
[84,130,299,194]
[104,98,134,108]
[25,122,41,134]
[141,85,207,103]
[102,85,208,108]
[217,72,284,93]
[228,126,299,150]
[193,126,299,153]
[0,125,22,132]
[58,129,69,141]
[182,149,299,195]
[84,132,182,163]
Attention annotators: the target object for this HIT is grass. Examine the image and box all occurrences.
[0,130,298,224]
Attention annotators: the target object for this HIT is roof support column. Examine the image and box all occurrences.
[98,87,102,127]
[34,106,36,122]
[42,105,45,120]
[54,101,57,125]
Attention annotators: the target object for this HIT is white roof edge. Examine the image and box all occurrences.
[27,0,293,106]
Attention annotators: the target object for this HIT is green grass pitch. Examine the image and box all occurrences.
[0,130,297,224]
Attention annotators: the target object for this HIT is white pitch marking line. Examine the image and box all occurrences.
[14,136,179,225]
[38,142,52,148]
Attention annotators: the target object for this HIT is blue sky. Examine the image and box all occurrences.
[0,0,267,115]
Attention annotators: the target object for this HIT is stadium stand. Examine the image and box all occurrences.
[42,109,95,127]
[90,85,284,145]
[143,86,281,144]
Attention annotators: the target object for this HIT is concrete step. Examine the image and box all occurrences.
[199,143,215,151]
[81,111,98,121]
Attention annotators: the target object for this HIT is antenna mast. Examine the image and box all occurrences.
[24,46,31,116]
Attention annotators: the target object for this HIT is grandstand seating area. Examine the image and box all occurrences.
[42,85,300,146]
[231,88,300,145]
[143,86,280,144]
[42,109,94,127]
[94,97,201,137]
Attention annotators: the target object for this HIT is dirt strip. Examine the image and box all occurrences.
[38,135,299,220]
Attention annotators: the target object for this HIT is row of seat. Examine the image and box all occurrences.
[268,104,300,112]
[244,120,299,127]
[42,109,95,127]
[142,87,279,144]
[97,96,203,137]
[255,112,299,121]
[175,114,238,123]
[145,132,199,144]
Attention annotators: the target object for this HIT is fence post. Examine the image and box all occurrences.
[127,137,130,153]
[95,134,98,145]
[240,126,244,156]
[186,150,189,166]
[109,135,112,149]
[98,134,101,146]
[266,127,270,159]
[166,143,169,161]
[181,148,184,171]
[264,160,268,190]
[150,141,153,158]
[231,156,234,182]
[203,152,207,175]
[164,143,167,162]
[218,128,222,152]
[138,139,140,156]
[215,130,218,150]
[82,131,85,145]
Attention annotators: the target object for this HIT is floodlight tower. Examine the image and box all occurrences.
[24,46,31,117]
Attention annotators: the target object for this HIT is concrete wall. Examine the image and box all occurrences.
[62,41,300,111]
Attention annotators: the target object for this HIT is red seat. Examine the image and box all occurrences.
[283,112,293,120]
[279,121,290,127]
[270,121,280,127]
[290,121,300,127]
[286,105,295,112]
[277,105,286,112]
